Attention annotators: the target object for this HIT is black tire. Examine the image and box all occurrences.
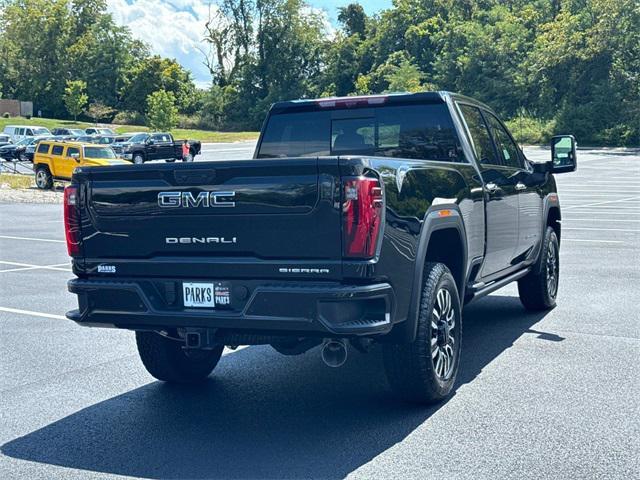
[518,226,559,311]
[35,165,53,190]
[383,262,462,404]
[133,153,144,164]
[135,331,224,383]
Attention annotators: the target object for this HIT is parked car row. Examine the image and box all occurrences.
[2,124,117,143]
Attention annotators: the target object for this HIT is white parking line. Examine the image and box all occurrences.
[562,227,640,233]
[562,196,640,210]
[0,235,65,243]
[0,261,71,273]
[0,306,66,320]
[564,218,640,222]
[562,238,624,244]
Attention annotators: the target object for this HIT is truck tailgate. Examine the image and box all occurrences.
[75,158,343,279]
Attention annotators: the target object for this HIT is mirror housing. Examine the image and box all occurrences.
[146,139,154,145]
[551,135,577,173]
[70,153,80,161]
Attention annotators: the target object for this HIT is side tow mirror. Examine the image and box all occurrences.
[551,135,577,173]
[70,153,80,162]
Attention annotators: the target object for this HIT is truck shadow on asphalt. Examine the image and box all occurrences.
[2,295,561,479]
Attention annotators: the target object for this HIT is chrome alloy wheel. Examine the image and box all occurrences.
[35,170,48,188]
[546,242,558,299]
[431,287,457,380]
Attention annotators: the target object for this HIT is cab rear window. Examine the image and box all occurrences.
[258,104,463,162]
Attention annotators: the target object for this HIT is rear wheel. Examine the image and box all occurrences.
[383,262,462,404]
[136,331,224,383]
[518,226,559,310]
[35,166,53,190]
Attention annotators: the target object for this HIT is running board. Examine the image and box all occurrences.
[468,267,531,303]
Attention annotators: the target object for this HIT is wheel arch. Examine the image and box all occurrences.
[387,207,468,344]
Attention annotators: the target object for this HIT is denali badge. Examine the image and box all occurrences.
[158,191,236,208]
[166,237,237,244]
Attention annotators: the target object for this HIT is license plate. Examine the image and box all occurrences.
[182,282,231,308]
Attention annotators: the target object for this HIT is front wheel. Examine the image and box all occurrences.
[136,331,224,383]
[133,154,144,164]
[518,226,559,310]
[383,262,462,404]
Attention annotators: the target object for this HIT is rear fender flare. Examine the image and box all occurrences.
[392,206,468,343]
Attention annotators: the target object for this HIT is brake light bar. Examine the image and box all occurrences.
[342,177,384,258]
[317,95,388,108]
[64,186,81,257]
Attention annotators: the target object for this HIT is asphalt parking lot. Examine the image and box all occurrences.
[0,147,638,479]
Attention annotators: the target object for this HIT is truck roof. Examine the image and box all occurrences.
[270,91,493,114]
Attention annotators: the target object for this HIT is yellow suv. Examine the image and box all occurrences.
[33,140,129,189]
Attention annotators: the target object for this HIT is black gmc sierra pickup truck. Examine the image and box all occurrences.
[65,92,576,403]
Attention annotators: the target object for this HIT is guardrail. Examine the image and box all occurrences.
[0,160,34,175]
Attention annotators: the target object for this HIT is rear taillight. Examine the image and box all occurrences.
[64,186,81,257]
[342,177,384,258]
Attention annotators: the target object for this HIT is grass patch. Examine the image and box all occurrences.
[505,116,556,145]
[0,117,259,143]
[0,173,34,189]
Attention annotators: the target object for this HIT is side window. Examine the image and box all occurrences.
[484,112,522,169]
[26,129,33,136]
[37,143,50,154]
[18,128,25,136]
[51,145,64,156]
[459,104,500,166]
[67,147,80,158]
[152,134,171,143]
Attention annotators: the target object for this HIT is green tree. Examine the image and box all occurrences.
[86,101,114,123]
[121,56,197,114]
[146,90,178,131]
[63,80,88,120]
[338,3,367,38]
[384,55,426,93]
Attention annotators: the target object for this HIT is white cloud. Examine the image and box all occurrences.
[107,0,213,86]
[106,1,339,87]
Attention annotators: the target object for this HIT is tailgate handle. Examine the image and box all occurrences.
[174,169,216,185]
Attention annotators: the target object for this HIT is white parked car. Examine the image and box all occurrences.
[2,125,51,142]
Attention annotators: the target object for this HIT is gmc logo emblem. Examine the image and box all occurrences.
[158,191,236,208]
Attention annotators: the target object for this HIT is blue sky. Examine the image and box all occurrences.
[107,1,392,87]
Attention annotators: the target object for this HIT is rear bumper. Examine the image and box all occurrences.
[67,278,396,336]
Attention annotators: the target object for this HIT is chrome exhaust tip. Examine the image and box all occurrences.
[321,339,348,368]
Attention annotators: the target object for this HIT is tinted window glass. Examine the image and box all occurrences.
[258,111,331,158]
[129,133,149,143]
[84,146,116,159]
[151,134,171,142]
[67,147,80,158]
[258,104,462,162]
[51,145,64,156]
[459,104,499,166]
[18,128,25,135]
[37,143,50,154]
[484,112,522,168]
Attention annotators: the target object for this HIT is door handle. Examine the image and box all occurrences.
[485,182,500,194]
[515,182,527,191]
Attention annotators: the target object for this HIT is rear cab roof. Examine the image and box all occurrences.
[269,91,494,115]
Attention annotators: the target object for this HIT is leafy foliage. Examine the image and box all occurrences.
[146,90,178,131]
[0,0,638,144]
[63,80,88,120]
